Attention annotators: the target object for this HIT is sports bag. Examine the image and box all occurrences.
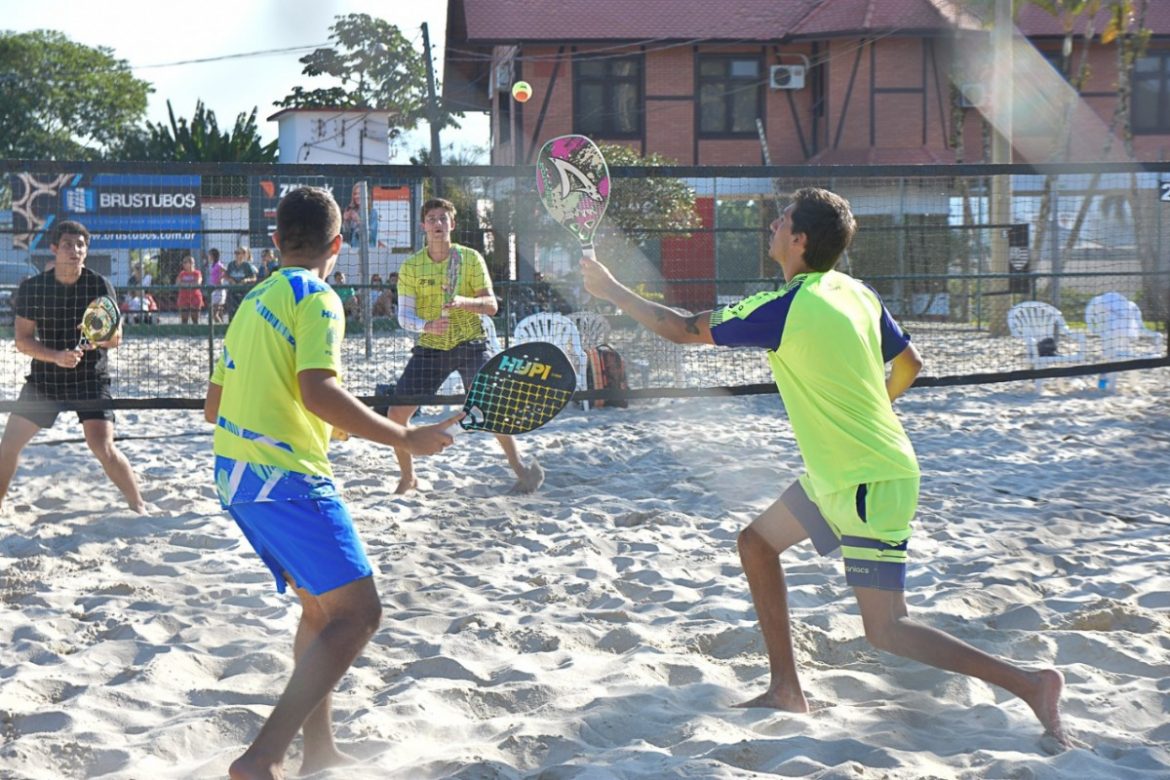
[586,344,629,408]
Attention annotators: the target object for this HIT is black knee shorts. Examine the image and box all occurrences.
[395,341,489,397]
[13,381,116,429]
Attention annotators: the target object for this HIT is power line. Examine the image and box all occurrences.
[134,43,329,70]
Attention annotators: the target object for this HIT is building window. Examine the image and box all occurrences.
[1133,52,1170,133]
[574,55,643,137]
[698,56,762,136]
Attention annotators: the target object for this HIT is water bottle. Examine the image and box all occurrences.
[1097,375,1109,391]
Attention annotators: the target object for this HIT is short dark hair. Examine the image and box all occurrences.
[787,188,856,272]
[421,198,456,220]
[50,220,90,246]
[276,187,341,255]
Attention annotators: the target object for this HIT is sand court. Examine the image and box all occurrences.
[0,364,1167,779]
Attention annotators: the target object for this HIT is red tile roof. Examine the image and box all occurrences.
[458,0,817,42]
[789,0,975,38]
[1015,5,1170,37]
[450,0,1170,43]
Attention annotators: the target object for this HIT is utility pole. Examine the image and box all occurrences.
[421,22,444,197]
[988,0,1014,335]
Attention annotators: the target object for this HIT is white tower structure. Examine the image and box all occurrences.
[268,109,392,164]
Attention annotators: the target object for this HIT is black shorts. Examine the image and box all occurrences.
[13,381,116,429]
[395,341,489,398]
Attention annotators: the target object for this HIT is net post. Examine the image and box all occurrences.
[357,180,372,359]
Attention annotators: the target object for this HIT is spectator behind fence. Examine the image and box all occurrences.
[226,247,258,319]
[208,248,227,324]
[176,254,204,325]
[125,292,157,325]
[258,248,281,280]
[331,271,362,322]
[371,273,396,318]
[342,183,381,248]
[128,260,152,300]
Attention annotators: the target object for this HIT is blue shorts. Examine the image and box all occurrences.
[395,341,489,397]
[227,497,372,596]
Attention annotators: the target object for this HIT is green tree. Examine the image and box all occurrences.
[113,99,278,162]
[594,143,702,242]
[0,30,151,159]
[275,13,459,140]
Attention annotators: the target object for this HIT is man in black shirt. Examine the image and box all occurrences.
[0,221,145,513]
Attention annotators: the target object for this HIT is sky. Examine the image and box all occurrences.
[2,0,491,160]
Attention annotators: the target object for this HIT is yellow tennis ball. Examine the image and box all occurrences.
[512,81,532,103]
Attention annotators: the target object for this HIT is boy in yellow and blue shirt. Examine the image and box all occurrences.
[205,187,459,778]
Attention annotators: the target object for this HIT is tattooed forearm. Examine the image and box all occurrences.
[684,314,701,335]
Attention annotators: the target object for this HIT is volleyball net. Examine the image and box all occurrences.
[0,159,1166,412]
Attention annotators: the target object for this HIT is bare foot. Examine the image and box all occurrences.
[733,686,810,713]
[509,458,544,495]
[300,748,357,777]
[394,476,418,495]
[229,754,284,780]
[1026,668,1070,750]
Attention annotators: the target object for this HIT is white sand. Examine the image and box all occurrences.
[0,366,1168,779]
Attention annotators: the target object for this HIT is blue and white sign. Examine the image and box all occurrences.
[11,172,202,250]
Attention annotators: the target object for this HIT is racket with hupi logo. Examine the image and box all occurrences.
[536,134,610,259]
[77,295,122,348]
[446,341,576,437]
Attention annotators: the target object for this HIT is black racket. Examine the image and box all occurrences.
[447,342,577,436]
[77,295,122,348]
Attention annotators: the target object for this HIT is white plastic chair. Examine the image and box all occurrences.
[566,311,611,350]
[480,313,503,356]
[1006,301,1087,391]
[1085,292,1165,390]
[513,311,589,396]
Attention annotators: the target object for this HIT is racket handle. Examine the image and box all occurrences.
[581,244,596,260]
[445,425,464,439]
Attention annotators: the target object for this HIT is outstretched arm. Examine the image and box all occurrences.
[298,369,458,455]
[580,256,714,345]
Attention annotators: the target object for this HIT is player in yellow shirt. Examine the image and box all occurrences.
[204,187,459,780]
[388,197,543,494]
[580,187,1069,750]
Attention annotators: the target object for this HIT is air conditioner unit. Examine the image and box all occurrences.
[958,82,987,108]
[769,64,806,90]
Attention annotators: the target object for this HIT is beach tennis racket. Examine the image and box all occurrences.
[446,341,576,437]
[536,134,610,259]
[77,295,121,348]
